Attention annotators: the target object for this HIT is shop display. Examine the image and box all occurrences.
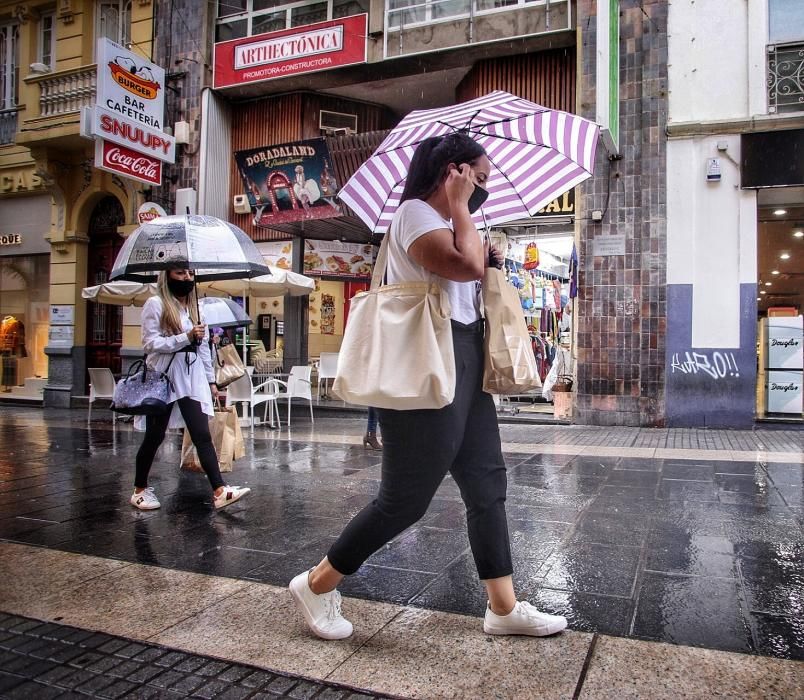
[0,315,27,389]
[0,315,27,357]
[320,294,335,335]
[764,315,803,415]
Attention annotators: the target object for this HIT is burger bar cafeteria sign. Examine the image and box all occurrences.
[90,38,175,186]
[214,14,367,89]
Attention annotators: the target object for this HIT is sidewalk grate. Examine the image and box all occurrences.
[0,612,401,700]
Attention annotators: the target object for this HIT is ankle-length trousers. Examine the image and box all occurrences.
[327,320,512,580]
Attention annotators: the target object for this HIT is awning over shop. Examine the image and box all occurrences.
[253,130,388,244]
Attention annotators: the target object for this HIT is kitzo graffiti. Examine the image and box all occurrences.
[670,351,740,379]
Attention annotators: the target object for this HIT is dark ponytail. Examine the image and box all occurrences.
[400,132,486,204]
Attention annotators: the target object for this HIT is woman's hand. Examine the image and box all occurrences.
[444,163,475,214]
[186,323,205,343]
[487,243,504,269]
[210,383,219,401]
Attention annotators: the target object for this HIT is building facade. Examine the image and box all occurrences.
[665,0,804,427]
[0,0,157,406]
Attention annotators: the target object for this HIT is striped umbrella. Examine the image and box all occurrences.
[338,91,600,233]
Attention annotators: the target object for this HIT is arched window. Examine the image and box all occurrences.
[97,0,132,47]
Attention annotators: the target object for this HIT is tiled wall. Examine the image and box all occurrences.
[151,0,212,213]
[575,0,668,427]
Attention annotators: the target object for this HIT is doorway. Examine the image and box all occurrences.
[85,196,125,382]
[755,189,803,420]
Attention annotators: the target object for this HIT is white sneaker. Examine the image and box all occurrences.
[130,487,160,511]
[214,486,251,509]
[289,570,353,640]
[483,601,568,637]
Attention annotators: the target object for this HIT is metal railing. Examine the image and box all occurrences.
[767,41,804,114]
[33,65,97,118]
[0,109,17,144]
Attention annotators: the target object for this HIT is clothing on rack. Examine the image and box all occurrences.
[0,316,26,357]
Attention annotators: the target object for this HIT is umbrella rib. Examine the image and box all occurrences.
[481,149,535,215]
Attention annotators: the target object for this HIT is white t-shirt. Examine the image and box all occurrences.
[385,199,481,325]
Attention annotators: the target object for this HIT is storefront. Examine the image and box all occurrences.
[744,130,804,422]
[0,194,52,395]
[488,191,577,419]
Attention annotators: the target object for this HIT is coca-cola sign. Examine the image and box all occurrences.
[95,139,162,186]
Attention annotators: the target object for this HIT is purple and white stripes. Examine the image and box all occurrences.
[339,91,600,234]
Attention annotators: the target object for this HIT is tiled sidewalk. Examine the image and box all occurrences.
[0,407,802,697]
[1,543,801,699]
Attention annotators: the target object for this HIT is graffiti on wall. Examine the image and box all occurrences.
[670,350,741,379]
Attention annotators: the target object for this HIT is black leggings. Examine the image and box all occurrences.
[135,397,225,490]
[327,321,512,580]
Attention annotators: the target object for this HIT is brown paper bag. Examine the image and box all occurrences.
[481,267,542,394]
[180,405,242,473]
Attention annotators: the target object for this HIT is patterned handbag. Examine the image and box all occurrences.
[111,355,176,416]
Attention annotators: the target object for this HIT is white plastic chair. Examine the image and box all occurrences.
[225,373,281,429]
[274,365,314,425]
[316,352,339,402]
[88,368,117,423]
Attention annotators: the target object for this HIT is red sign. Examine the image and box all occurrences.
[93,106,176,162]
[214,14,367,89]
[95,139,162,186]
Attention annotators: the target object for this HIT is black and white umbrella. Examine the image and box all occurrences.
[110,215,270,282]
[199,297,252,329]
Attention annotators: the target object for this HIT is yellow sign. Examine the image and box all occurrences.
[0,169,43,193]
[535,190,575,216]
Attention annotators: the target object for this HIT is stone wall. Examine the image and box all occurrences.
[575,0,668,427]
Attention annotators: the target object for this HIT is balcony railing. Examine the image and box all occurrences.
[0,109,17,145]
[32,65,97,118]
[767,42,804,114]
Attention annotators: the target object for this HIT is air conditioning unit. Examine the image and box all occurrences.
[320,110,358,135]
[233,194,251,214]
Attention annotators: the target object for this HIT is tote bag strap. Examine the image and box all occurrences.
[369,233,391,291]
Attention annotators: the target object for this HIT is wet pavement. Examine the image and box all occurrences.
[0,406,802,668]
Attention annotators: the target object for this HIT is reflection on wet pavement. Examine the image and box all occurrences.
[0,407,802,660]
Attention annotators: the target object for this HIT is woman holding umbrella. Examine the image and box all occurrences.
[131,267,251,511]
[290,133,567,639]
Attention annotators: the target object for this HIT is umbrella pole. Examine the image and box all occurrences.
[242,283,248,367]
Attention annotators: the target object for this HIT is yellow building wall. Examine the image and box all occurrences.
[0,0,155,389]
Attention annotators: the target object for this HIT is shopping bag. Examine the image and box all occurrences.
[333,235,455,410]
[481,267,542,394]
[180,403,242,473]
[215,343,246,389]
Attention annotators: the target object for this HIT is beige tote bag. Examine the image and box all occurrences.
[481,266,542,394]
[333,234,455,410]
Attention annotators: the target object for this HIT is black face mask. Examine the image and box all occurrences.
[467,184,489,215]
[167,277,195,298]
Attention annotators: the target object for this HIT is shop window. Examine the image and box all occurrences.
[215,0,369,39]
[0,256,51,386]
[38,13,56,69]
[96,0,132,47]
[0,22,19,111]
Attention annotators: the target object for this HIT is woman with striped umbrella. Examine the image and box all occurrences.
[289,94,600,638]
